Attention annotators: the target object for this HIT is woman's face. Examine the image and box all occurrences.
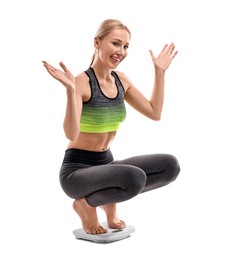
[95,29,130,69]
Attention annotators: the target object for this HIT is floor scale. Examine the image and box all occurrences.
[73,222,135,243]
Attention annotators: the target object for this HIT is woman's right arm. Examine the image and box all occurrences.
[42,61,82,141]
[63,83,82,141]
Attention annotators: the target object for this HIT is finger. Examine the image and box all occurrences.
[42,62,51,72]
[169,44,176,56]
[171,50,178,60]
[42,63,59,77]
[42,60,53,67]
[165,43,175,55]
[149,50,155,60]
[42,60,49,69]
[59,61,69,72]
[42,61,57,71]
[159,44,169,55]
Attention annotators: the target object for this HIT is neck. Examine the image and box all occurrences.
[91,63,113,81]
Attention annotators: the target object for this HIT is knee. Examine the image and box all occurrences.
[125,167,147,195]
[165,154,180,182]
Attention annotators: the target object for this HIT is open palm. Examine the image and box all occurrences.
[149,43,178,72]
[42,61,75,90]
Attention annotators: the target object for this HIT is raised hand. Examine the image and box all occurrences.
[42,61,75,90]
[149,43,178,72]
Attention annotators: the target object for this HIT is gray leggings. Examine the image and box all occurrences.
[59,149,180,207]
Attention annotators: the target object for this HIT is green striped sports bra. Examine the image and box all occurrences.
[80,67,126,133]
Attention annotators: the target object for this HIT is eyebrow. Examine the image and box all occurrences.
[112,38,129,45]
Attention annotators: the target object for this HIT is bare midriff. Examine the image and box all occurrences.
[67,131,117,152]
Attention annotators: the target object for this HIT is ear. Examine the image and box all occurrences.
[94,37,100,49]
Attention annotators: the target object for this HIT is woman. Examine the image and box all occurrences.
[42,19,180,235]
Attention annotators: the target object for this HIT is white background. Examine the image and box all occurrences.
[1,0,224,259]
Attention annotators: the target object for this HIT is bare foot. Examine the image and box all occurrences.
[73,198,108,235]
[101,203,126,229]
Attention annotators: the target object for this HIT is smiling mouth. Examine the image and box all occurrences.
[111,56,123,64]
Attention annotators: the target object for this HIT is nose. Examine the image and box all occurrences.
[117,46,125,56]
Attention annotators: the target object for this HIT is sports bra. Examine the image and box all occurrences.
[80,67,126,133]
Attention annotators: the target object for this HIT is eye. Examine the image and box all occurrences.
[124,45,129,50]
[112,41,120,47]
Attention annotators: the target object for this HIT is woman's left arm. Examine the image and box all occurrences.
[124,43,178,120]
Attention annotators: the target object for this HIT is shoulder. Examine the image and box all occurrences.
[75,71,89,85]
[74,71,91,100]
[113,70,134,92]
[113,70,127,81]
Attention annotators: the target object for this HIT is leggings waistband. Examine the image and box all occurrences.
[62,148,114,165]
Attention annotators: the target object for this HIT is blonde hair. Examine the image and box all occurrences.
[90,19,131,66]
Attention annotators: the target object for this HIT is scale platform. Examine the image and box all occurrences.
[73,222,135,243]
